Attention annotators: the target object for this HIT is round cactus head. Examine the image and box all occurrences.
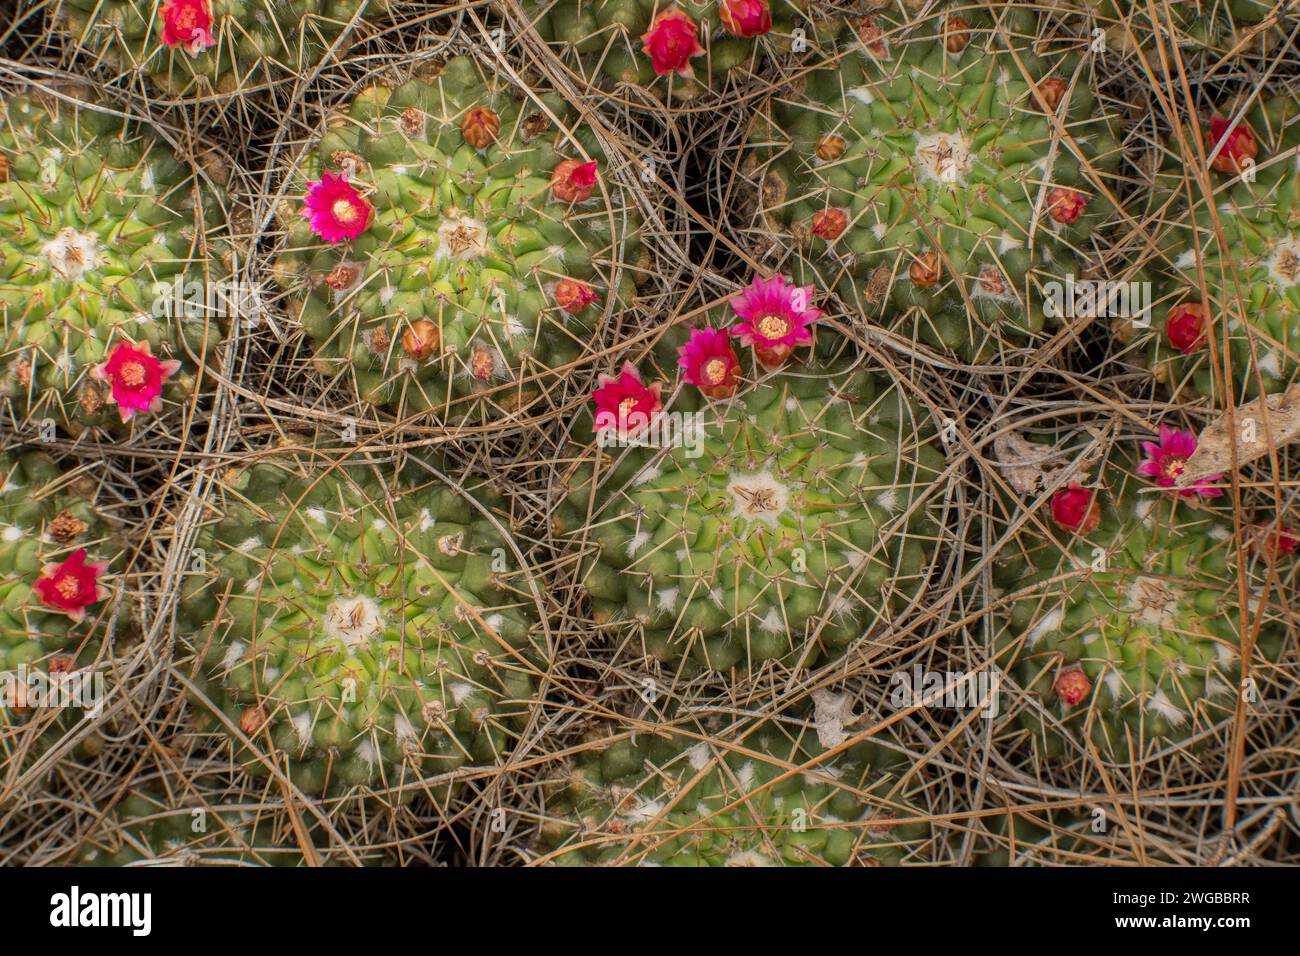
[1126,97,1300,403]
[745,9,1122,360]
[539,716,929,866]
[54,0,386,98]
[991,434,1288,763]
[514,0,818,104]
[72,782,360,866]
[557,283,951,673]
[0,452,121,779]
[0,86,231,434]
[177,451,543,799]
[275,55,643,422]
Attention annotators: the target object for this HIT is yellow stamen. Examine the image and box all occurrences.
[332,199,358,223]
[756,314,789,339]
[119,361,146,387]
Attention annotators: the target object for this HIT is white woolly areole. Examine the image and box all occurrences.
[709,587,725,607]
[725,851,774,867]
[356,739,379,767]
[1259,351,1282,379]
[727,470,790,527]
[875,488,899,512]
[1206,676,1233,699]
[1,525,22,543]
[323,596,384,648]
[1174,249,1198,270]
[847,86,875,106]
[1103,670,1123,700]
[1207,524,1232,542]
[1125,577,1178,628]
[450,682,474,705]
[418,508,436,532]
[1025,606,1064,647]
[623,798,665,824]
[687,742,711,770]
[394,714,417,741]
[1146,689,1187,726]
[221,641,246,671]
[1269,237,1300,285]
[655,587,679,612]
[42,228,99,281]
[435,216,489,261]
[305,507,328,525]
[626,530,651,557]
[759,607,784,633]
[914,131,973,185]
[291,712,314,748]
[632,463,662,486]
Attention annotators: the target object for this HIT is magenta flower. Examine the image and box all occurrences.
[677,327,741,399]
[91,340,180,423]
[592,363,663,436]
[160,0,216,57]
[302,171,371,243]
[729,274,821,368]
[1138,425,1224,499]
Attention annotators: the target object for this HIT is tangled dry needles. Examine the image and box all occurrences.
[0,1,1297,868]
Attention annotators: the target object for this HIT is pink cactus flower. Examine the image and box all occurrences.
[641,9,706,78]
[678,327,741,399]
[91,340,181,423]
[729,274,821,368]
[592,363,663,436]
[1137,425,1223,499]
[161,0,216,57]
[34,548,110,623]
[719,0,772,38]
[302,171,371,243]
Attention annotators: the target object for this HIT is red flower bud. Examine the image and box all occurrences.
[1051,483,1100,535]
[1165,302,1208,354]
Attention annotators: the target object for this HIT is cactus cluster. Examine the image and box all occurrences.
[176,453,541,798]
[275,55,643,421]
[0,451,121,773]
[55,0,384,97]
[513,0,816,104]
[539,718,928,866]
[746,9,1122,359]
[557,346,949,672]
[73,785,333,866]
[1125,97,1300,402]
[992,446,1286,762]
[0,86,229,434]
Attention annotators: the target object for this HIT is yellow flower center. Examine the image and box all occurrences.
[756,314,789,340]
[56,574,79,599]
[618,396,639,416]
[1163,457,1186,481]
[703,358,728,385]
[119,360,146,387]
[332,199,358,223]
